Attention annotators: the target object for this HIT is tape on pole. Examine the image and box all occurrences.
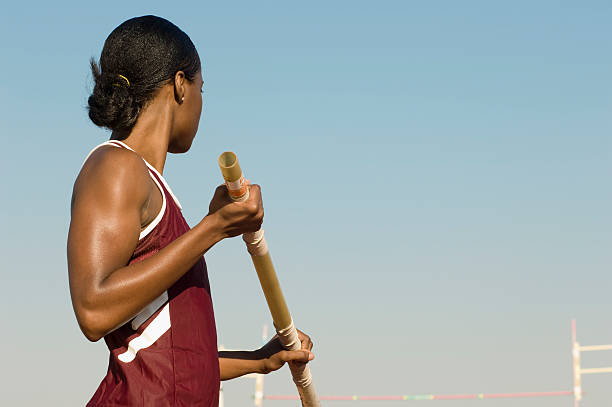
[243,229,269,256]
[225,175,249,201]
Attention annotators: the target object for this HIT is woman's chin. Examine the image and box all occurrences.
[168,138,194,154]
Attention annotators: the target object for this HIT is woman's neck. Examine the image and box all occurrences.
[111,98,173,174]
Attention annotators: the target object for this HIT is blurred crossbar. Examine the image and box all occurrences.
[580,367,612,375]
[579,344,612,352]
[265,391,573,401]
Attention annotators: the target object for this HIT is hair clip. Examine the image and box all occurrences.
[118,74,131,87]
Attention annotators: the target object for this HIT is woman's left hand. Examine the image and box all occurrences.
[258,329,314,374]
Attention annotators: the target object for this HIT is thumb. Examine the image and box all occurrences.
[279,350,314,363]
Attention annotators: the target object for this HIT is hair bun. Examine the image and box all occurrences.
[87,59,141,131]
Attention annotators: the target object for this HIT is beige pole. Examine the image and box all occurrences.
[218,152,321,407]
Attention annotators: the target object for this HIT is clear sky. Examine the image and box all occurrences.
[1,1,610,406]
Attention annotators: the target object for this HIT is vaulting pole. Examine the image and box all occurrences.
[218,152,321,407]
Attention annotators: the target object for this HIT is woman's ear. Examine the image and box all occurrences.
[173,71,186,104]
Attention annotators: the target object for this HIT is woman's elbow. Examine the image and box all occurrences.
[82,327,103,342]
[76,308,106,342]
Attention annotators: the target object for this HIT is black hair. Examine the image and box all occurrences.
[88,15,200,132]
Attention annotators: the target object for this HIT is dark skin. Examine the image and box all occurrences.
[68,69,314,380]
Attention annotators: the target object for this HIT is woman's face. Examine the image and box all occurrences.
[169,70,203,153]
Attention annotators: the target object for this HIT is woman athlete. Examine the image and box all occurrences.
[67,15,314,406]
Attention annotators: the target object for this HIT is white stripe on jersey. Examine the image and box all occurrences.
[131,291,169,330]
[118,303,171,363]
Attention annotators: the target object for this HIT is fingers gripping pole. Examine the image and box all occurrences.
[218,152,321,407]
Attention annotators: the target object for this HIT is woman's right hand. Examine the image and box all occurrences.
[207,184,264,238]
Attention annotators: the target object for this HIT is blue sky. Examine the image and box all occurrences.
[1,1,610,406]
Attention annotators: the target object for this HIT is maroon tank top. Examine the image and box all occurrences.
[85,140,219,407]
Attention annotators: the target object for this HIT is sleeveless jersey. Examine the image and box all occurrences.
[84,140,219,407]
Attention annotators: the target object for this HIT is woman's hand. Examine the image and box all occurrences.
[218,329,314,380]
[259,329,314,374]
[207,183,264,238]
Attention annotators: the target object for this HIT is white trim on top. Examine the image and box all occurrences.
[82,140,117,165]
[108,140,182,210]
[118,303,171,363]
[139,174,166,240]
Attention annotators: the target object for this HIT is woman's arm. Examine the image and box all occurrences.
[219,351,266,380]
[68,147,263,341]
[219,330,314,380]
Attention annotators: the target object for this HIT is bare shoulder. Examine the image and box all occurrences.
[72,145,150,211]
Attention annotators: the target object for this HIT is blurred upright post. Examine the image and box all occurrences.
[254,324,268,407]
[571,319,581,407]
[218,345,225,407]
[571,319,612,406]
[218,152,321,407]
